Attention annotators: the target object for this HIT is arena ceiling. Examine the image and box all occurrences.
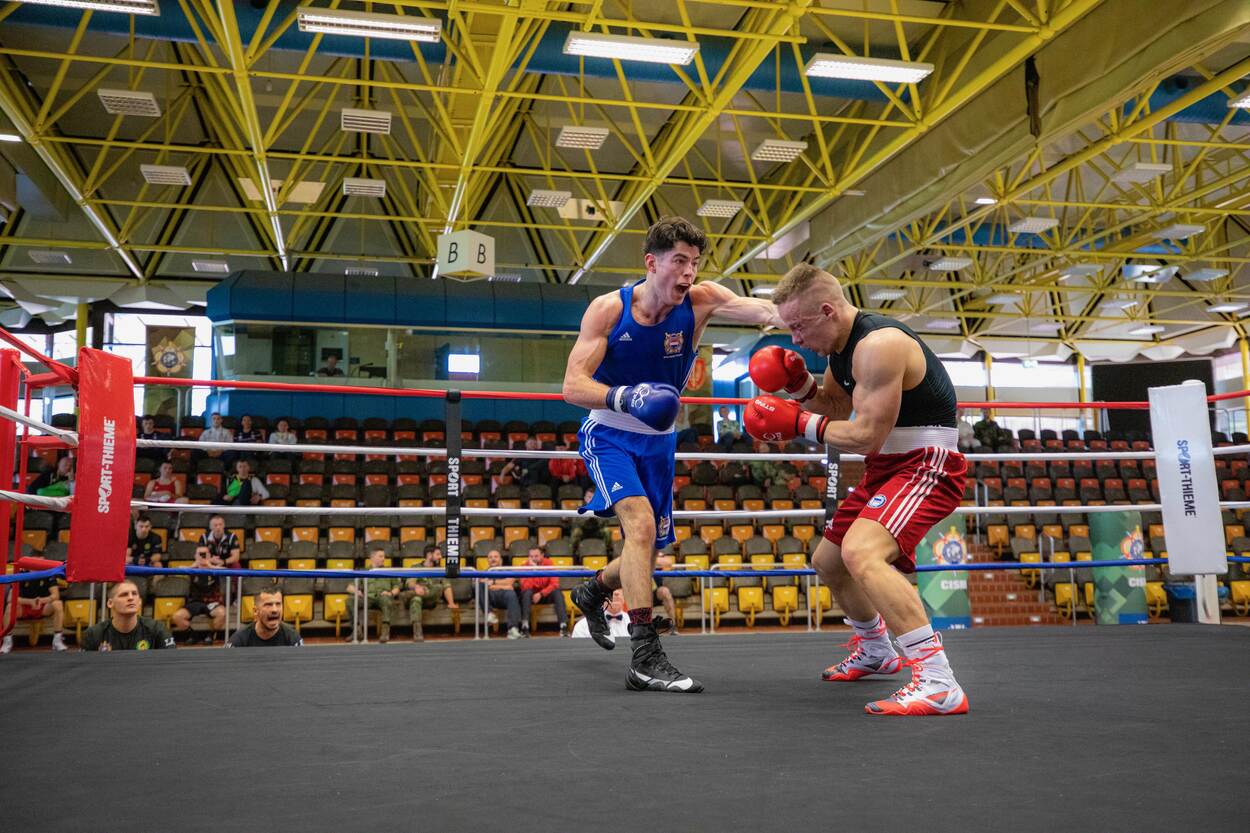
[1,0,1250,361]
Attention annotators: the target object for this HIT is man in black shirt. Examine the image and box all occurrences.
[81,581,175,651]
[171,514,237,644]
[227,587,303,647]
[126,514,164,567]
[137,415,168,463]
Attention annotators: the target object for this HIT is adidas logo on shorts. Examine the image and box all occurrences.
[611,482,623,492]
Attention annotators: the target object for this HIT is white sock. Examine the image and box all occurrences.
[847,614,895,656]
[897,624,953,675]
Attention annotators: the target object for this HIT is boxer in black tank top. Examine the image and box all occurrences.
[744,264,970,717]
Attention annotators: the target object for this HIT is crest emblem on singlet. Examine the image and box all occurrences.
[663,331,684,356]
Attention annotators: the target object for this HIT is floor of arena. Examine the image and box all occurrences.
[4,626,1246,831]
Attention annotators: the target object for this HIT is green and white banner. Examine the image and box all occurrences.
[1089,510,1149,625]
[916,514,971,630]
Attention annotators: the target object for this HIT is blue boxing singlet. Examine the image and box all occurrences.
[589,280,696,434]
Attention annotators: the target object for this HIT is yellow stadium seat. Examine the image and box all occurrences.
[326,558,354,571]
[1229,580,1250,616]
[363,526,392,543]
[537,526,562,546]
[1146,581,1169,617]
[699,525,723,546]
[682,499,707,512]
[288,559,316,571]
[703,586,729,627]
[550,556,574,568]
[152,593,184,625]
[400,526,427,543]
[283,593,315,629]
[255,526,282,546]
[403,557,423,568]
[737,586,764,626]
[771,585,798,626]
[323,593,350,635]
[713,499,736,513]
[807,584,832,626]
[683,554,709,572]
[22,529,47,551]
[673,524,693,543]
[761,524,786,547]
[248,559,278,571]
[781,551,806,569]
[1053,582,1077,619]
[504,526,530,548]
[475,556,491,570]
[742,499,765,513]
[1018,551,1041,587]
[329,527,355,543]
[729,524,754,546]
[291,527,319,543]
[791,524,817,546]
[470,526,497,548]
[63,597,96,641]
[582,555,608,571]
[178,526,205,543]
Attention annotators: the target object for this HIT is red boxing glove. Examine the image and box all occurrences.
[743,396,828,445]
[748,346,817,402]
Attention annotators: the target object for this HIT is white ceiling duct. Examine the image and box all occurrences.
[1141,345,1187,360]
[109,284,191,310]
[1073,341,1145,362]
[11,277,127,303]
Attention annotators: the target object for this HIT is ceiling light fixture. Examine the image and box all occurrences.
[1008,216,1059,234]
[986,293,1024,305]
[555,125,610,150]
[489,273,523,283]
[1185,267,1229,282]
[973,197,997,205]
[1101,299,1138,310]
[1129,325,1166,336]
[696,199,744,218]
[1126,265,1177,284]
[1029,322,1063,333]
[526,189,572,208]
[344,267,380,277]
[191,260,230,274]
[297,7,442,42]
[927,257,973,271]
[342,177,386,198]
[1152,222,1205,239]
[97,88,160,117]
[803,53,934,84]
[140,164,191,186]
[1060,263,1101,278]
[1112,161,1171,184]
[28,250,71,265]
[926,319,961,330]
[563,31,698,65]
[1228,93,1250,109]
[0,132,22,143]
[751,139,807,163]
[340,108,392,135]
[1207,302,1247,313]
[14,0,159,13]
[868,288,907,301]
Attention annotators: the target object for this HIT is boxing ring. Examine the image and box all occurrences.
[0,335,1248,829]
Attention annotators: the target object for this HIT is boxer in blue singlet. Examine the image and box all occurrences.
[563,217,781,693]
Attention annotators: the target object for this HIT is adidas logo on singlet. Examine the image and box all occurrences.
[619,332,632,341]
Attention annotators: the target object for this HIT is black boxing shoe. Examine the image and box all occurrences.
[626,624,703,694]
[570,580,615,650]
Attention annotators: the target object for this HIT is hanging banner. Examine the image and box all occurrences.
[145,325,195,416]
[67,349,135,583]
[1148,380,1225,576]
[1089,510,1148,625]
[915,513,971,630]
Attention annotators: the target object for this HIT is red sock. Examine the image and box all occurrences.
[628,607,652,627]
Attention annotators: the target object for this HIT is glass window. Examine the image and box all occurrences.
[1214,352,1242,382]
[942,360,987,387]
[990,359,1076,390]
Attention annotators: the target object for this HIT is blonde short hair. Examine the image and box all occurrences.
[772,263,844,307]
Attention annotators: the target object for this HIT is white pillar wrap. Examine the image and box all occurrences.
[1148,380,1226,576]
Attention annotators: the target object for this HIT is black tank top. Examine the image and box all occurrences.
[825,311,957,429]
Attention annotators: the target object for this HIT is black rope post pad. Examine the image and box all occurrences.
[824,445,840,530]
[444,390,462,578]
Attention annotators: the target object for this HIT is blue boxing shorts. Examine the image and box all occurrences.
[578,417,676,549]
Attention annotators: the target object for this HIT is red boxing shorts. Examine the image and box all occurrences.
[824,440,967,573]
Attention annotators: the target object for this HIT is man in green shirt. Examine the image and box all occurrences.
[346,545,403,643]
[81,581,176,651]
[405,545,458,642]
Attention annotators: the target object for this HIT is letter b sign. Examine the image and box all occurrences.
[437,230,495,280]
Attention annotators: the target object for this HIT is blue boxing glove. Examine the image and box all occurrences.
[607,383,681,432]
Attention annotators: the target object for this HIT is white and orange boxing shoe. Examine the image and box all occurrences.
[864,642,969,716]
[821,635,905,682]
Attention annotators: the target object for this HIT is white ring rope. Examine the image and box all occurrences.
[0,405,78,447]
[0,489,72,511]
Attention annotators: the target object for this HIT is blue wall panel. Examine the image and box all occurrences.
[230,272,294,320]
[491,284,543,329]
[393,280,446,327]
[345,275,397,325]
[447,283,494,327]
[540,284,590,331]
[294,274,346,322]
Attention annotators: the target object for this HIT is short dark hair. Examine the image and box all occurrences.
[368,543,387,555]
[254,586,282,603]
[109,580,139,599]
[135,513,151,525]
[644,216,706,258]
[141,414,154,422]
[209,513,225,523]
[423,544,438,557]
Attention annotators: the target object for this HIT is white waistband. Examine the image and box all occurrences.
[877,426,959,455]
[586,409,674,436]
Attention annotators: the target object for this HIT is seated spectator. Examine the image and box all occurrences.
[144,460,187,504]
[519,545,568,636]
[477,549,523,639]
[572,589,630,641]
[171,514,238,644]
[136,415,168,462]
[234,414,263,444]
[219,458,269,506]
[345,545,402,643]
[227,586,303,647]
[126,513,164,567]
[268,418,297,446]
[716,405,742,447]
[510,436,549,485]
[0,569,66,653]
[28,454,73,497]
[653,552,678,633]
[956,410,982,453]
[80,581,175,651]
[548,443,588,488]
[405,545,458,642]
[316,354,345,377]
[748,440,782,487]
[198,412,234,459]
